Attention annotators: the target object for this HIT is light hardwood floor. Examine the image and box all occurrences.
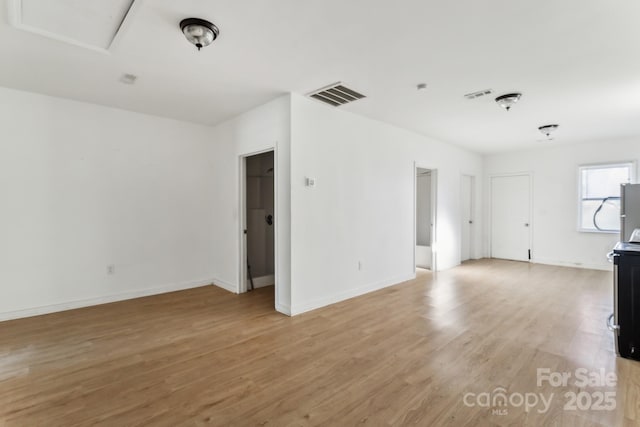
[1,259,639,426]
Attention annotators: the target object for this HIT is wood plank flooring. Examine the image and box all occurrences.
[1,259,639,426]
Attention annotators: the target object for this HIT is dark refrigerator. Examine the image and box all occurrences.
[610,183,640,361]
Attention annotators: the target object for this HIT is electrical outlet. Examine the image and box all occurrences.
[107,264,115,275]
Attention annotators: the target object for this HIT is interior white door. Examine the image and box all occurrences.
[491,175,531,262]
[461,175,473,261]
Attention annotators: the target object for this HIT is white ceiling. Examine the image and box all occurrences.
[2,0,640,153]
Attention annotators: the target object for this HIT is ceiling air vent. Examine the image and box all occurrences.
[464,89,493,100]
[308,83,366,107]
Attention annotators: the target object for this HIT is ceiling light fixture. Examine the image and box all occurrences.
[417,83,427,91]
[180,18,219,51]
[495,93,522,111]
[538,124,559,139]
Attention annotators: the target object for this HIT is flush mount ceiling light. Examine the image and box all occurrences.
[495,93,522,111]
[538,124,559,139]
[180,18,219,51]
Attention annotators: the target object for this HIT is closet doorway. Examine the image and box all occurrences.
[415,166,437,272]
[242,151,275,292]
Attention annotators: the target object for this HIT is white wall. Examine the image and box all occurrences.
[208,96,292,314]
[0,87,219,320]
[289,94,483,315]
[484,137,640,271]
[1,87,481,320]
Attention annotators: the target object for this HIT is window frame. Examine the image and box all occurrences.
[577,161,636,234]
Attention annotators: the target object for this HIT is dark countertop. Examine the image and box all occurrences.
[614,242,640,254]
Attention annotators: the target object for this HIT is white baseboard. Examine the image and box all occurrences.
[531,257,612,272]
[212,278,239,294]
[275,302,291,316]
[290,273,416,316]
[0,277,219,322]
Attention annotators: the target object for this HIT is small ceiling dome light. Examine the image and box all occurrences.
[538,124,559,139]
[180,18,219,51]
[495,93,522,111]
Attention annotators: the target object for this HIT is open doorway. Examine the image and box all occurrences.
[461,174,475,262]
[242,151,275,293]
[415,166,437,272]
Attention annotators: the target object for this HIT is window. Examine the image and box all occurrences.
[578,162,633,232]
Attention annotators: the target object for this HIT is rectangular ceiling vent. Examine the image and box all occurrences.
[464,89,493,100]
[308,83,366,107]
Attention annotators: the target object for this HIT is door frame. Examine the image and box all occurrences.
[461,174,476,262]
[413,163,438,273]
[489,172,533,261]
[239,147,278,304]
